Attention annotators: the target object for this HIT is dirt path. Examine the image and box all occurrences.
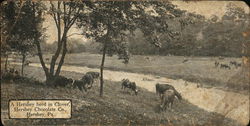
[11,62,249,125]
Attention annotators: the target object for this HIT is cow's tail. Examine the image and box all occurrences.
[173,88,182,100]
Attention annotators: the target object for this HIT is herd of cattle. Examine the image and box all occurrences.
[52,71,100,92]
[214,60,241,70]
[51,72,182,111]
[2,68,182,111]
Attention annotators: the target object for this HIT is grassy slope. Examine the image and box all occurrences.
[1,66,241,126]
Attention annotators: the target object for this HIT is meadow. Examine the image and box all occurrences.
[26,53,248,93]
[1,66,241,126]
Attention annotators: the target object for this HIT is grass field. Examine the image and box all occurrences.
[1,66,242,126]
[24,52,249,92]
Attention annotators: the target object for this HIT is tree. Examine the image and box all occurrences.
[33,1,90,83]
[1,1,21,72]
[1,1,44,76]
[76,1,186,96]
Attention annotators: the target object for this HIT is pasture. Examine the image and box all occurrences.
[1,65,241,126]
[25,53,248,93]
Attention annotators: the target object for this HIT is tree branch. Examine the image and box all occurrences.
[67,7,80,29]
[63,1,67,27]
[67,33,82,38]
[50,1,59,29]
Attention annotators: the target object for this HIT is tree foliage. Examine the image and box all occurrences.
[1,1,45,75]
[76,1,189,96]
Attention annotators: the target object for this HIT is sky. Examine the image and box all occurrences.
[172,1,249,19]
[43,1,249,44]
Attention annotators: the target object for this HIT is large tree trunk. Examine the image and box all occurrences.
[35,40,51,84]
[55,35,68,76]
[100,43,107,97]
[21,53,25,76]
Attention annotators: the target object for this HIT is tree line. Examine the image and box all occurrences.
[127,3,249,57]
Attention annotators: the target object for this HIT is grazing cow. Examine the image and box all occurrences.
[214,61,220,67]
[81,72,100,88]
[235,63,241,68]
[45,58,50,61]
[81,74,94,88]
[2,68,20,81]
[53,76,73,87]
[218,56,224,60]
[160,89,175,111]
[121,79,138,95]
[9,68,15,73]
[220,64,231,69]
[182,59,188,63]
[155,83,182,100]
[24,60,31,66]
[230,61,237,66]
[72,80,88,92]
[86,72,100,79]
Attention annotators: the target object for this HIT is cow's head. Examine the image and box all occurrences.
[135,89,139,95]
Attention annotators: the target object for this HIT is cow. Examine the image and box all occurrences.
[52,76,73,88]
[214,61,220,67]
[145,57,150,60]
[220,64,231,69]
[2,68,20,81]
[81,72,100,88]
[160,89,175,111]
[86,71,100,79]
[121,79,138,95]
[155,83,182,100]
[235,63,241,68]
[182,59,188,63]
[218,56,224,60]
[230,61,237,66]
[24,60,31,66]
[72,79,88,92]
[81,74,94,88]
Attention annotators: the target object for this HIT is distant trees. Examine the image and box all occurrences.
[126,3,249,57]
[202,3,249,57]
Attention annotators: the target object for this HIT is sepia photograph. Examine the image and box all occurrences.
[1,0,249,125]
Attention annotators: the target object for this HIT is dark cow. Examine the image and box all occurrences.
[230,61,237,66]
[72,80,88,92]
[81,74,94,88]
[155,83,182,100]
[230,61,241,68]
[121,79,138,95]
[182,59,188,63]
[160,89,175,111]
[220,64,231,69]
[81,72,100,88]
[9,68,15,73]
[24,60,31,66]
[2,68,20,81]
[214,61,220,67]
[235,63,241,68]
[52,76,73,88]
[86,72,100,79]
